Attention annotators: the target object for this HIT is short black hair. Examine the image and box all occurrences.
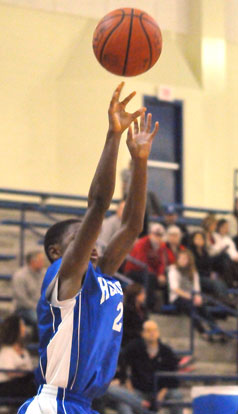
[217,219,228,233]
[44,219,81,263]
[0,314,21,348]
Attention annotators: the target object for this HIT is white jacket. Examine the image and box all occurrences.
[209,233,238,261]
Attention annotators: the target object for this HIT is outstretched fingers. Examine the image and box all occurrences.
[146,113,152,133]
[131,107,146,123]
[121,91,136,107]
[140,112,146,131]
[149,121,159,142]
[110,82,125,108]
[134,119,139,135]
[127,125,133,144]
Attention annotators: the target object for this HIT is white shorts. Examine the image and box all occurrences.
[18,384,98,414]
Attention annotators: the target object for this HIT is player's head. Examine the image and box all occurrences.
[44,219,81,263]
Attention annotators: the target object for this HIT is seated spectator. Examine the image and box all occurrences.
[214,219,238,261]
[115,320,183,414]
[124,223,167,311]
[165,225,185,264]
[123,284,148,347]
[189,231,229,301]
[168,250,217,340]
[162,205,189,245]
[97,200,125,255]
[206,219,238,287]
[0,314,36,399]
[94,377,153,414]
[12,251,45,339]
[228,197,238,240]
[202,214,217,254]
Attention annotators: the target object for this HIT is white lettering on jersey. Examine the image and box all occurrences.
[98,277,123,305]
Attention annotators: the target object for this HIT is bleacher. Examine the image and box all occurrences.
[0,188,237,414]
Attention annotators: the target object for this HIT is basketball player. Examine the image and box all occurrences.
[18,82,159,414]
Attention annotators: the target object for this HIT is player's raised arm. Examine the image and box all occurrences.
[58,83,145,300]
[99,113,159,276]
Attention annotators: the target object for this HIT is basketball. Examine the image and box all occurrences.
[92,8,162,77]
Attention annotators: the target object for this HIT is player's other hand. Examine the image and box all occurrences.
[127,113,159,160]
[108,82,146,135]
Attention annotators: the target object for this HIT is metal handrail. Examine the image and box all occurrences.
[0,187,232,214]
[155,372,238,382]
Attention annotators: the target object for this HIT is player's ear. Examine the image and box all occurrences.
[48,244,62,261]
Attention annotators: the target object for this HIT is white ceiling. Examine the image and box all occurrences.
[0,0,238,43]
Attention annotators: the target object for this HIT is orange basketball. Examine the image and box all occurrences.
[92,8,162,77]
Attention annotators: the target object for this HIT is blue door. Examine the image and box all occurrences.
[144,96,183,204]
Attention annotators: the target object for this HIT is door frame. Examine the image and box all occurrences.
[143,96,184,205]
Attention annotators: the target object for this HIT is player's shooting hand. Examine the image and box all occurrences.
[108,82,146,135]
[127,113,159,160]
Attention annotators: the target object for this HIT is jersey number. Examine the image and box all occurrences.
[112,302,123,332]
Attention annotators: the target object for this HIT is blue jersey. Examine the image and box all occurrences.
[35,258,123,400]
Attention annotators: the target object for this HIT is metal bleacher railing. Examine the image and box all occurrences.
[0,187,121,268]
[155,372,238,410]
[0,186,232,262]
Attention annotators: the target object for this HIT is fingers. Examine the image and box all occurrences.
[134,119,139,135]
[110,82,125,107]
[131,107,146,122]
[121,91,136,107]
[140,112,145,131]
[146,113,152,133]
[149,121,159,142]
[127,125,133,143]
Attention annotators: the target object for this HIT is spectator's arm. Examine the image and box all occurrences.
[175,289,192,300]
[157,388,168,402]
[159,346,180,389]
[125,378,135,393]
[157,248,167,280]
[193,271,201,294]
[226,237,238,261]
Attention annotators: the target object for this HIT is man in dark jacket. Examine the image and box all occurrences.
[107,320,183,414]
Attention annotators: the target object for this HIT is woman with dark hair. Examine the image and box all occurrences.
[122,283,148,346]
[189,231,229,300]
[0,314,36,399]
[168,250,217,340]
[202,214,217,251]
